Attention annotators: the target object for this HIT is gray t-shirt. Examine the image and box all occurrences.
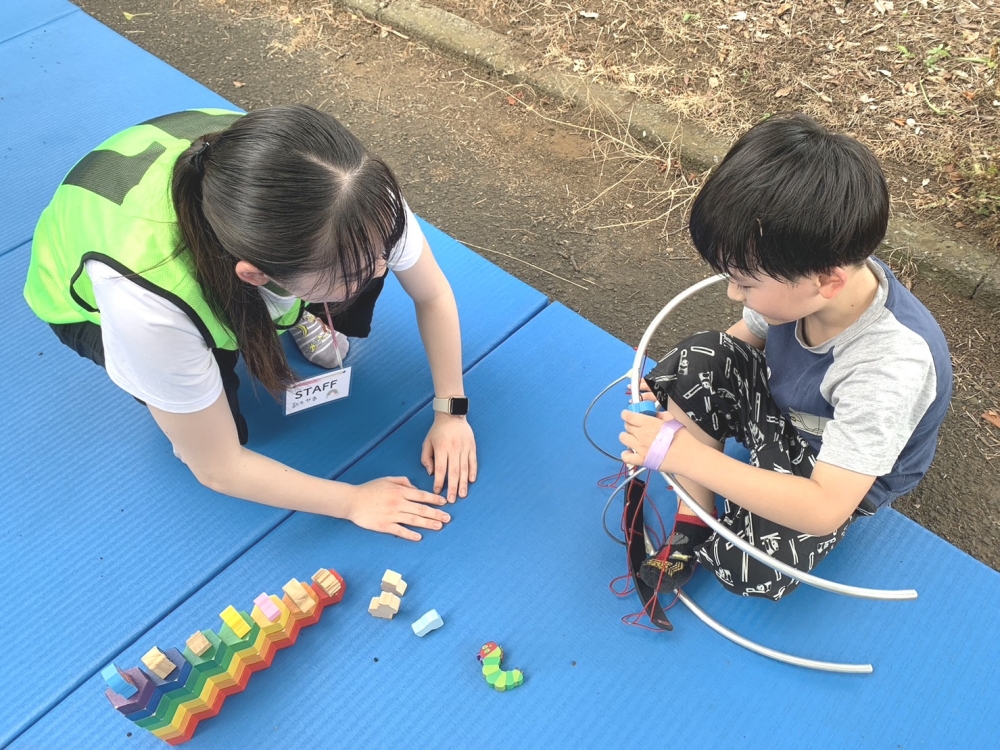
[743,258,952,508]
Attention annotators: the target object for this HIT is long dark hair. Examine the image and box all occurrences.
[172,105,406,394]
[689,113,889,280]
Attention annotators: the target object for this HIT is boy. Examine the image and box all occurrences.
[619,114,952,600]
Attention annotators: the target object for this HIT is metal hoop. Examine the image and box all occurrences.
[617,274,917,672]
[629,274,916,601]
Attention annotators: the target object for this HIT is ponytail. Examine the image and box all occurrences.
[172,134,295,395]
[170,105,406,397]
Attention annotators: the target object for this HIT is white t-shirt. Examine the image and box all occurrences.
[87,203,425,412]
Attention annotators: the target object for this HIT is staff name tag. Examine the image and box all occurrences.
[284,367,352,415]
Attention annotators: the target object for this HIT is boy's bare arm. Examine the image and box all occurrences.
[621,410,875,535]
[726,319,765,349]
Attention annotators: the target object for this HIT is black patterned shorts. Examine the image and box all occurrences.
[644,330,862,601]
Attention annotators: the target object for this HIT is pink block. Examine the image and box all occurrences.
[254,592,281,622]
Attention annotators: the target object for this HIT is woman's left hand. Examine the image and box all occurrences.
[422,414,477,502]
[619,409,678,471]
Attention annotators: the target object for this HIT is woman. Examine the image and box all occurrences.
[25,105,476,541]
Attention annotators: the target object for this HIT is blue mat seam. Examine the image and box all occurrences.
[0,6,80,48]
[1,237,33,259]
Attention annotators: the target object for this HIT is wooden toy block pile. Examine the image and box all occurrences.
[101,568,345,745]
[366,569,444,637]
[367,569,407,620]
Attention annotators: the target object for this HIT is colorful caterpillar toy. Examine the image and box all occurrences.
[477,642,524,692]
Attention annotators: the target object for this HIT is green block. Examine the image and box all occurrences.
[139,669,211,731]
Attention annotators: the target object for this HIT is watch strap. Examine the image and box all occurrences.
[432,397,468,415]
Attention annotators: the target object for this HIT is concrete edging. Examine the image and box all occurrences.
[333,0,999,310]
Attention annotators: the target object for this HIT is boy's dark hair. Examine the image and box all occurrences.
[689,113,889,280]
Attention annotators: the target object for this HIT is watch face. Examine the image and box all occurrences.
[450,398,469,416]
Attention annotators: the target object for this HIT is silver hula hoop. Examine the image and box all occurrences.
[623,274,917,671]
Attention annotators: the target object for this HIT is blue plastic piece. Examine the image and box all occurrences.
[626,401,658,415]
[410,609,444,637]
[99,664,136,699]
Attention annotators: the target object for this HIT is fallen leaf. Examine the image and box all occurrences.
[776,3,792,17]
[123,11,135,21]
[775,86,793,98]
[233,81,246,88]
[983,411,1000,429]
[506,96,518,106]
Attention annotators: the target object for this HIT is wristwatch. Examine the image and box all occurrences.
[432,397,469,416]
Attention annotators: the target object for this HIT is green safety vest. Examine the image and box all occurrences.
[24,108,303,351]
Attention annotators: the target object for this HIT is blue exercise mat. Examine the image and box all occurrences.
[0,2,546,742]
[0,227,542,746]
[0,3,235,257]
[0,0,76,44]
[18,303,1000,748]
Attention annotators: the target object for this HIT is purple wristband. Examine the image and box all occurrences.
[642,419,685,471]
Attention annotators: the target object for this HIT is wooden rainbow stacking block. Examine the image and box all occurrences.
[101,567,345,744]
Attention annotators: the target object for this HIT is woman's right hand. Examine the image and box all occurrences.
[347,476,452,541]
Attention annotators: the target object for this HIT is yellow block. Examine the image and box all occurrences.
[219,605,251,638]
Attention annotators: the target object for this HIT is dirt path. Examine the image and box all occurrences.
[74,0,1000,569]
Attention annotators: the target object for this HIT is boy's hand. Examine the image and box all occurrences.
[624,380,659,404]
[619,409,680,471]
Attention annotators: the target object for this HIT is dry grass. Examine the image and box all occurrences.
[460,71,708,244]
[438,0,1000,249]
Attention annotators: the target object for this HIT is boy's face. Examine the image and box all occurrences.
[726,270,825,325]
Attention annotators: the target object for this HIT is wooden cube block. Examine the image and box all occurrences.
[368,591,401,619]
[141,647,177,680]
[185,631,212,658]
[282,579,316,615]
[312,568,345,603]
[381,569,408,597]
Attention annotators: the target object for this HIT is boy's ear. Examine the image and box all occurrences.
[816,267,849,299]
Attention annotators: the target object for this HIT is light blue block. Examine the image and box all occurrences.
[99,664,136,699]
[410,610,444,637]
